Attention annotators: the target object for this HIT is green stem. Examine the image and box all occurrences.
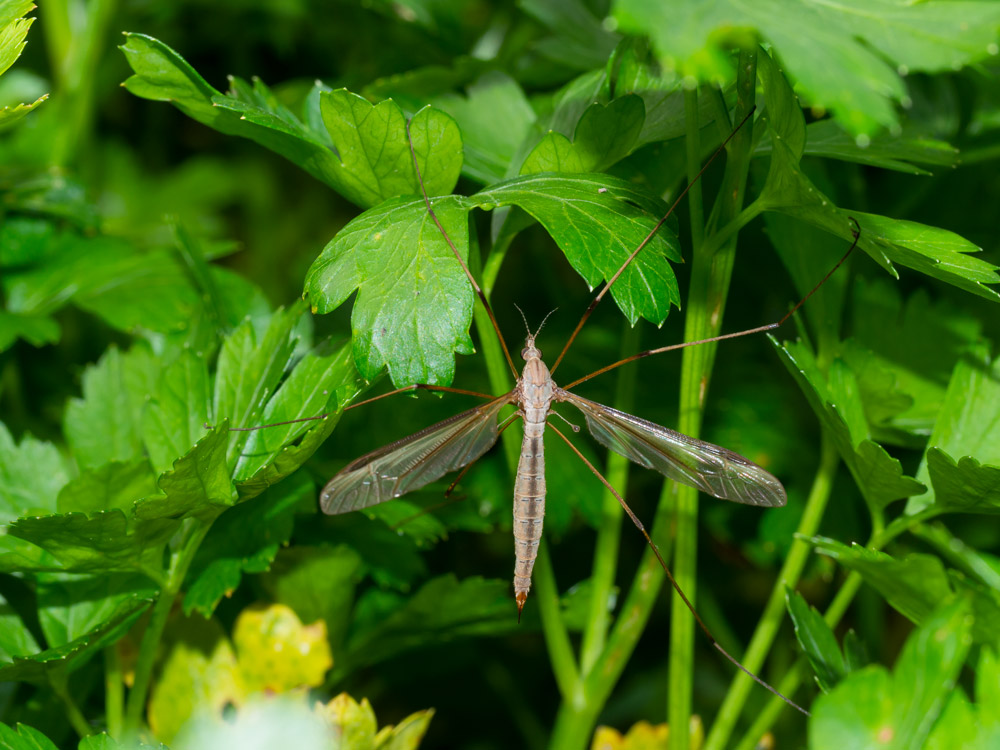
[669,48,757,750]
[535,541,580,700]
[549,477,677,750]
[733,571,863,750]
[703,432,839,750]
[123,521,212,735]
[51,670,92,738]
[42,0,120,168]
[579,322,640,673]
[685,88,705,254]
[730,505,923,749]
[105,645,124,739]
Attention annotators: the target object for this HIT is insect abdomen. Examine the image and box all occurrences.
[513,417,546,613]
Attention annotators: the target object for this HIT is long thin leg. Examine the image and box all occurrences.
[222,383,496,431]
[406,122,519,379]
[549,107,758,375]
[548,423,810,717]
[391,412,523,530]
[561,218,861,391]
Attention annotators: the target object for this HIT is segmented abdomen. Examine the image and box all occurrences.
[513,412,546,604]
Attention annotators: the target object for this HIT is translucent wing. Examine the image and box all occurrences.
[321,395,513,514]
[560,390,786,507]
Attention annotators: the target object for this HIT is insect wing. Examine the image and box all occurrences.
[321,396,513,514]
[560,391,786,507]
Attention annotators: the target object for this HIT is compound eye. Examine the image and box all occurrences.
[520,347,530,359]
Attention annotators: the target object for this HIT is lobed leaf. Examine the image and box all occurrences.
[775,339,925,513]
[320,91,462,206]
[0,592,151,682]
[56,459,158,515]
[136,425,235,523]
[258,545,363,652]
[429,72,536,184]
[235,341,360,483]
[0,722,59,750]
[63,345,158,470]
[809,598,973,749]
[786,589,847,693]
[907,349,1000,516]
[0,423,67,523]
[8,510,175,574]
[212,306,301,470]
[809,537,998,644]
[304,194,474,386]
[471,173,681,325]
[183,474,312,617]
[521,95,645,175]
[335,575,516,678]
[0,311,59,351]
[614,0,1000,136]
[142,348,212,476]
[36,572,157,648]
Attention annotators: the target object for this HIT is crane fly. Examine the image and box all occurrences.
[310,107,859,714]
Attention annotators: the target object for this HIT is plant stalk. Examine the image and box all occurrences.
[51,670,92,738]
[105,645,124,739]
[579,321,639,673]
[703,432,840,750]
[669,48,757,750]
[123,521,212,735]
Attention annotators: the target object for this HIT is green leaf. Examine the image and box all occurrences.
[842,279,982,445]
[183,475,313,617]
[0,1,36,29]
[36,573,156,647]
[471,173,681,325]
[809,537,997,644]
[0,311,59,351]
[212,306,301,470]
[8,511,175,574]
[430,72,536,184]
[135,425,235,523]
[849,211,1000,303]
[924,450,1000,516]
[319,91,462,206]
[0,590,151,682]
[304,194,474,386]
[142,348,211,476]
[614,0,1000,136]
[376,709,434,750]
[258,545,363,652]
[521,0,620,70]
[120,34,368,205]
[786,589,847,692]
[0,722,59,750]
[56,459,158,515]
[64,345,158,470]
[335,575,516,678]
[923,348,1000,467]
[307,173,679,385]
[521,95,645,175]
[908,349,1000,515]
[759,138,1000,304]
[775,340,925,513]
[0,591,39,662]
[809,598,972,750]
[234,341,360,483]
[799,119,958,175]
[0,423,67,523]
[0,6,32,79]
